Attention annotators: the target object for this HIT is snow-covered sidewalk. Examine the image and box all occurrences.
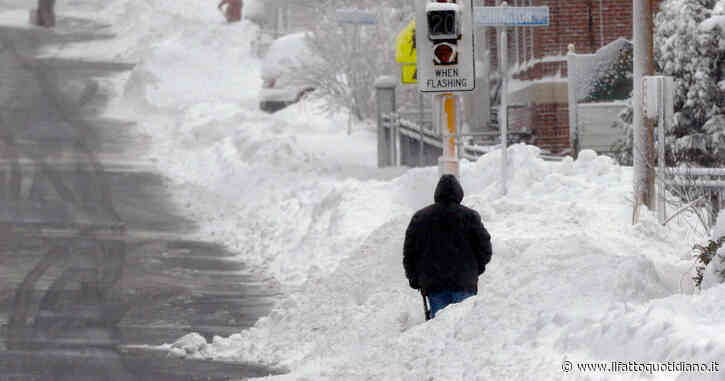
[6,1,724,380]
[194,148,724,381]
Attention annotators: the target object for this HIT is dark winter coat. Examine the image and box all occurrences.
[403,175,492,294]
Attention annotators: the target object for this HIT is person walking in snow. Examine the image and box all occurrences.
[403,174,492,319]
[34,0,55,28]
[218,0,242,23]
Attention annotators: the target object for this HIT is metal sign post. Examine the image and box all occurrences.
[499,22,509,196]
[643,76,674,224]
[419,93,425,166]
[473,2,549,195]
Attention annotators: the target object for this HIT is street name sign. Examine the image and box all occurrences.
[473,6,549,27]
[335,9,377,25]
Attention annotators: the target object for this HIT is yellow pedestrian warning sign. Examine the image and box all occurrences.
[401,64,417,84]
[396,19,417,84]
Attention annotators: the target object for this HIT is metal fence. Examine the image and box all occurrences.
[381,113,496,167]
[376,76,564,168]
[657,167,725,227]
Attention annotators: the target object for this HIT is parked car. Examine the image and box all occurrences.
[259,32,317,113]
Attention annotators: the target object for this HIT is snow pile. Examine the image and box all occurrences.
[0,9,35,28]
[261,32,316,81]
[168,333,212,357]
[76,0,389,284]
[147,103,389,284]
[57,0,229,61]
[557,286,725,381]
[178,147,719,381]
[120,20,261,109]
[242,0,266,24]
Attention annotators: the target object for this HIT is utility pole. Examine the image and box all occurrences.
[632,0,656,217]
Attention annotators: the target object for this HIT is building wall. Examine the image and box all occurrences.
[483,0,662,153]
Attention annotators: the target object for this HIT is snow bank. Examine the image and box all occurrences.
[120,20,261,109]
[179,147,713,381]
[150,103,386,285]
[557,285,725,381]
[0,9,35,28]
[242,0,266,25]
[261,32,314,81]
[167,333,212,357]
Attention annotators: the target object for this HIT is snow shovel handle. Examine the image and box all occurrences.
[420,290,431,321]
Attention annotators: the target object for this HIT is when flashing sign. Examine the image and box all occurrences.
[415,0,475,93]
[473,6,549,27]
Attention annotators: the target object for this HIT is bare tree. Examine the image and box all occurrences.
[290,1,412,122]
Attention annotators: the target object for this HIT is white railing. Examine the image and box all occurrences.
[663,168,725,177]
[382,113,559,167]
[382,113,496,165]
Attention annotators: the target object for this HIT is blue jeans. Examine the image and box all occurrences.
[427,290,475,318]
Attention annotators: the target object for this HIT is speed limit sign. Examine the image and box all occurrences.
[415,0,475,93]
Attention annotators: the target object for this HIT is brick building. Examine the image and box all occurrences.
[483,0,662,153]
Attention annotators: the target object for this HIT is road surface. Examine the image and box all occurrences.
[0,6,281,381]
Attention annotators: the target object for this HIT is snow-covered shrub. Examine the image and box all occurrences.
[693,236,725,289]
[290,0,412,121]
[656,0,725,166]
[610,97,634,166]
[694,211,725,289]
[582,38,633,103]
[611,0,725,167]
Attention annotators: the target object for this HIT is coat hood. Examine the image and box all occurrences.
[434,174,464,204]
